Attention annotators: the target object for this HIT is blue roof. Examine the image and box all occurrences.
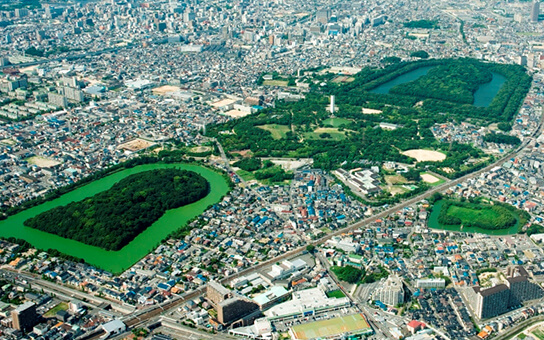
[157,283,170,290]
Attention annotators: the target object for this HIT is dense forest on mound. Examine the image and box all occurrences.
[24,169,209,251]
[436,199,530,231]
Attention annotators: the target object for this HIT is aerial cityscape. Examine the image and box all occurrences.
[3,0,544,339]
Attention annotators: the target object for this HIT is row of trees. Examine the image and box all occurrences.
[24,169,210,251]
[483,133,521,145]
[403,20,440,29]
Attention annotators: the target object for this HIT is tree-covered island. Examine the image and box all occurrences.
[23,169,210,251]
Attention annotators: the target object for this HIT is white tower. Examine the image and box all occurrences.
[329,95,335,114]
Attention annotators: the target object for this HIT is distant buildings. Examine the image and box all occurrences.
[468,266,544,319]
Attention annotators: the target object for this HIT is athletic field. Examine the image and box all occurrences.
[290,313,371,339]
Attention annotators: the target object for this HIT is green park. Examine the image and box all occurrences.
[209,58,530,181]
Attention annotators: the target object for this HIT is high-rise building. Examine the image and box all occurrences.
[217,297,259,324]
[207,280,231,305]
[61,86,84,102]
[14,8,29,18]
[12,302,38,332]
[206,281,259,325]
[506,266,544,304]
[373,275,404,306]
[48,92,68,107]
[471,284,510,319]
[222,26,231,40]
[329,95,335,114]
[36,30,46,42]
[468,266,544,319]
[531,1,540,22]
[316,10,330,24]
[183,11,195,23]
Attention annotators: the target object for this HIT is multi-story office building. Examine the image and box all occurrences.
[12,302,38,332]
[531,1,540,22]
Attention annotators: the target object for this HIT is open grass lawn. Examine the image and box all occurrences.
[319,226,332,234]
[257,124,290,140]
[262,80,289,86]
[326,289,346,298]
[259,177,292,186]
[447,205,503,225]
[44,302,68,318]
[323,118,352,127]
[385,175,407,185]
[389,185,410,196]
[304,128,346,141]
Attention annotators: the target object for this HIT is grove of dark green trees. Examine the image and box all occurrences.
[24,169,209,251]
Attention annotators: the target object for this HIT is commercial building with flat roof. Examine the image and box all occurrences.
[252,286,290,310]
[265,287,350,321]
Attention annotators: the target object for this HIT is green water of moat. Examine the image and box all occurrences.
[0,163,230,273]
[370,67,506,108]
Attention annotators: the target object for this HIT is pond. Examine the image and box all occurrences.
[473,72,507,107]
[370,66,434,95]
[0,163,230,273]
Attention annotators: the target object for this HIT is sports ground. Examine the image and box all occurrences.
[290,313,372,339]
